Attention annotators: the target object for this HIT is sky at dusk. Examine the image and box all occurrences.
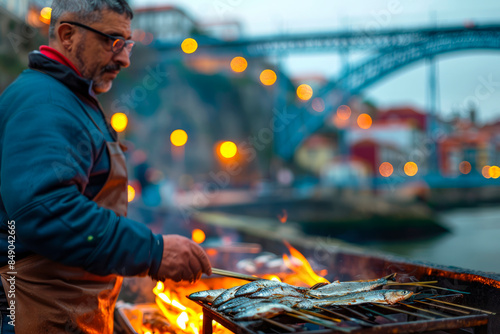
[131,0,500,123]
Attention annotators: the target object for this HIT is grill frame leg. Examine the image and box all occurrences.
[203,309,213,334]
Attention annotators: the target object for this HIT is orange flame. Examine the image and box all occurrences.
[151,281,231,334]
[263,274,282,282]
[144,244,330,334]
[277,209,288,223]
[283,240,329,286]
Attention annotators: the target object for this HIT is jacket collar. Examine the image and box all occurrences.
[28,51,99,107]
[39,46,82,77]
[28,50,118,141]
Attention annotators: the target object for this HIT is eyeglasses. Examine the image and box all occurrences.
[60,21,134,55]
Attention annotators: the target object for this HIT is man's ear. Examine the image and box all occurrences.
[58,23,76,51]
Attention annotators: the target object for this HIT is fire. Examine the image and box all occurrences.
[176,312,189,330]
[277,209,288,223]
[150,280,234,334]
[283,240,329,286]
[263,275,282,282]
[139,244,329,334]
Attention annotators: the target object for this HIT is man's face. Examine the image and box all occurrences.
[71,9,132,94]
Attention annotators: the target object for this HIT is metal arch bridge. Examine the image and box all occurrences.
[276,26,500,160]
[154,24,500,159]
[155,24,500,55]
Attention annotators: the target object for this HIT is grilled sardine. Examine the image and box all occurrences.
[189,289,226,303]
[297,289,413,309]
[212,285,242,307]
[308,273,396,298]
[233,302,293,320]
[250,285,304,298]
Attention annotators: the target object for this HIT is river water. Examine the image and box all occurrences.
[365,206,500,274]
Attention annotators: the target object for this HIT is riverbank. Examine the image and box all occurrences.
[362,205,500,274]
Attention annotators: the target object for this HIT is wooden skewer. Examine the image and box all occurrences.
[372,303,435,320]
[285,312,351,332]
[425,298,496,315]
[386,281,438,286]
[298,308,342,322]
[315,306,375,327]
[398,302,452,318]
[314,306,350,321]
[402,284,470,294]
[211,268,262,281]
[358,305,397,323]
[414,300,470,315]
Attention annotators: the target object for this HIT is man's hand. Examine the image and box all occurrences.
[155,235,212,283]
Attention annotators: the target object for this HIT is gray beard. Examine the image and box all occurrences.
[74,42,89,78]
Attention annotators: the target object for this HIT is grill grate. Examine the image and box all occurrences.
[195,293,490,334]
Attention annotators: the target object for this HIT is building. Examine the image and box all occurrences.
[0,0,29,20]
[132,5,198,42]
[346,109,427,176]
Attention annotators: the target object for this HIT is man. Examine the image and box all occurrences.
[0,0,211,332]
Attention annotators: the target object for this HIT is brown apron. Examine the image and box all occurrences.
[0,140,129,333]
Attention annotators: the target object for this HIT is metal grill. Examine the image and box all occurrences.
[195,292,491,334]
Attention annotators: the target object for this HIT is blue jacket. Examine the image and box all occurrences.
[0,51,163,278]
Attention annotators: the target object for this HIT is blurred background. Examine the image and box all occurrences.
[1,0,500,273]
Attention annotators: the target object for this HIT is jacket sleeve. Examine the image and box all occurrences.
[1,105,163,277]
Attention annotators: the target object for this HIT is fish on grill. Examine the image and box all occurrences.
[223,299,268,314]
[297,289,414,309]
[212,285,242,307]
[307,273,396,298]
[188,289,226,303]
[274,296,305,308]
[235,279,308,297]
[233,302,293,320]
[234,279,281,297]
[217,297,252,312]
[249,285,305,298]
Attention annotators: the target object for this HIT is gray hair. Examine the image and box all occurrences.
[49,0,134,39]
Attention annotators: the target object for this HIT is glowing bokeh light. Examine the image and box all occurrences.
[296,84,313,101]
[127,185,135,202]
[311,97,325,112]
[219,141,238,158]
[111,113,128,132]
[459,161,472,175]
[332,114,349,128]
[170,129,188,147]
[336,105,351,120]
[482,165,491,179]
[260,69,277,86]
[181,38,198,54]
[206,249,218,256]
[132,29,146,42]
[404,162,418,176]
[379,162,394,177]
[192,229,206,244]
[230,56,248,72]
[489,166,500,179]
[142,32,154,45]
[40,7,52,24]
[357,113,372,129]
